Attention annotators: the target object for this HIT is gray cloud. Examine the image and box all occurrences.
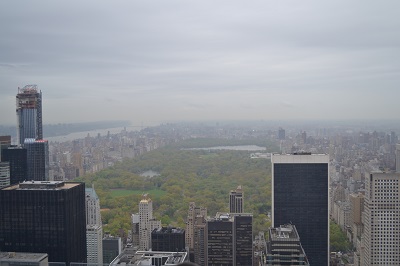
[0,0,400,125]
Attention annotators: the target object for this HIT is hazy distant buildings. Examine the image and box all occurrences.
[271,153,329,266]
[278,127,285,140]
[229,185,244,213]
[0,181,87,264]
[206,213,253,266]
[266,224,309,266]
[16,85,43,145]
[363,172,400,266]
[396,144,400,173]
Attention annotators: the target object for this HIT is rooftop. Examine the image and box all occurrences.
[1,181,81,191]
[270,224,300,240]
[111,251,187,265]
[152,227,185,234]
[0,252,48,262]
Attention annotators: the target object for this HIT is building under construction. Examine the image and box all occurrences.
[16,85,42,145]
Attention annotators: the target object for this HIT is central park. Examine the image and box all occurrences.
[75,137,350,252]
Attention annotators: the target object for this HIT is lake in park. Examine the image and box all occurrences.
[186,145,266,151]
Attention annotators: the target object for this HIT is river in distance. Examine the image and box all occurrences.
[46,126,139,142]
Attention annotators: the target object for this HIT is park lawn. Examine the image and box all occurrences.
[110,189,166,198]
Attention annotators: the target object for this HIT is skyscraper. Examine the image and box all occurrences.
[151,227,185,252]
[185,202,207,254]
[86,185,102,225]
[229,185,244,213]
[205,213,253,265]
[85,185,103,265]
[193,215,207,265]
[363,172,400,266]
[1,146,27,185]
[139,194,161,251]
[16,85,43,145]
[0,181,87,264]
[271,153,329,266]
[24,138,49,181]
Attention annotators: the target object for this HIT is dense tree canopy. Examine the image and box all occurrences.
[76,138,277,236]
[330,221,353,252]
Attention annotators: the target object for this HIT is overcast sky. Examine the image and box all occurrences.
[1,1,399,125]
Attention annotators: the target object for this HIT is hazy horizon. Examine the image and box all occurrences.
[1,1,399,124]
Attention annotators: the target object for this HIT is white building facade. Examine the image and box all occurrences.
[363,172,400,266]
[85,185,103,265]
[139,194,161,251]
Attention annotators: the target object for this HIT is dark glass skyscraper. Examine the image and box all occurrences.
[271,153,329,266]
[1,146,27,185]
[16,85,43,145]
[0,181,87,265]
[151,227,185,252]
[24,138,49,181]
[206,213,253,265]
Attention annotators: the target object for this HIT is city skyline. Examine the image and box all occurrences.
[1,1,400,124]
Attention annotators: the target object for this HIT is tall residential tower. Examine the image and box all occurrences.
[139,194,161,251]
[16,85,43,145]
[229,185,244,213]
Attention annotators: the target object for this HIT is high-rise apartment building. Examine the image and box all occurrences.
[186,202,207,253]
[193,215,207,266]
[229,185,244,213]
[85,185,103,265]
[87,225,103,265]
[350,193,364,235]
[363,172,400,266]
[24,138,49,181]
[0,181,87,265]
[271,153,329,266]
[139,194,161,251]
[0,162,10,188]
[16,85,43,145]
[205,213,253,266]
